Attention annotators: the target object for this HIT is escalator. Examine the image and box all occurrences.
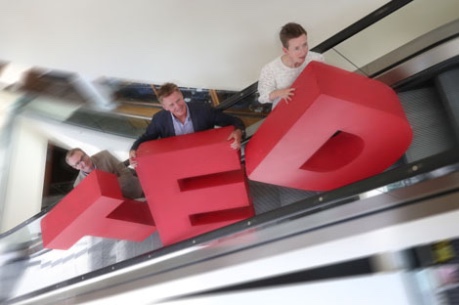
[1,1,459,304]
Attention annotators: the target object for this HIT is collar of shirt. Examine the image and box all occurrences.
[171,103,194,136]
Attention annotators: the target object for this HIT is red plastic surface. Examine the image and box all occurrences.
[245,61,413,191]
[41,170,156,250]
[136,126,253,246]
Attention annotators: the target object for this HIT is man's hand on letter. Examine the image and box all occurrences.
[129,150,138,168]
[227,129,243,150]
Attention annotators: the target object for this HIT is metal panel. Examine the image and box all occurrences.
[398,87,456,162]
[5,168,459,305]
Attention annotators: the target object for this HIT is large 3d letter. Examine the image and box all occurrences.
[246,61,412,191]
[136,126,253,246]
[41,170,156,250]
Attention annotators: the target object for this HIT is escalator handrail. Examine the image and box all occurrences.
[216,0,414,112]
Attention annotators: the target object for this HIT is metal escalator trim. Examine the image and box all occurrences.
[374,37,459,87]
[8,168,459,305]
[362,19,459,78]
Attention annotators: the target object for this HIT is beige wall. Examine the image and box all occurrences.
[1,112,47,233]
[0,92,21,232]
[0,0,388,231]
[0,0,387,90]
[0,0,458,232]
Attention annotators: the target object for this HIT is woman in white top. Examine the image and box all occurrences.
[258,22,325,109]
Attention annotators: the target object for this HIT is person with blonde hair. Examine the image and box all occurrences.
[129,83,245,167]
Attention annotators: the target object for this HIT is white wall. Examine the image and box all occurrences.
[0,0,387,90]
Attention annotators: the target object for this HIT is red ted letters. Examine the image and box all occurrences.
[41,62,412,249]
[41,170,156,250]
[135,126,253,246]
[245,61,412,191]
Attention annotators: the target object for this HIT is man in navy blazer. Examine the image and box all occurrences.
[129,83,245,167]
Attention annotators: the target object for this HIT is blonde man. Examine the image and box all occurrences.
[129,83,245,167]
